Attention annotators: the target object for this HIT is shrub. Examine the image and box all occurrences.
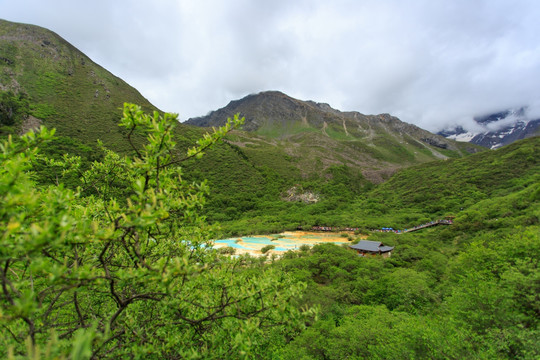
[218,246,236,255]
[299,244,311,252]
[261,244,276,254]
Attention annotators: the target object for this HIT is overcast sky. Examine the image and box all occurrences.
[1,0,539,131]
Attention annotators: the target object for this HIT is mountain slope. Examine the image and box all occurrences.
[363,135,539,217]
[187,91,483,182]
[217,135,539,235]
[0,19,490,224]
[0,18,158,150]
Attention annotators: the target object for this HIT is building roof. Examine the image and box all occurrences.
[349,240,394,253]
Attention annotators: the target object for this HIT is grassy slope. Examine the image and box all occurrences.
[2,19,510,237]
[0,19,157,151]
[356,135,539,225]
[213,136,539,236]
[189,91,485,184]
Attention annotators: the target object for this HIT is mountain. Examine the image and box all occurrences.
[438,108,540,149]
[210,127,540,235]
[0,19,489,225]
[0,18,158,150]
[187,91,482,182]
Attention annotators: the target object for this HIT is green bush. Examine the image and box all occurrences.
[0,90,29,126]
[299,244,311,252]
[218,246,236,255]
[261,244,276,254]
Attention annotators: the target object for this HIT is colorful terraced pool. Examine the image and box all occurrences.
[213,231,348,256]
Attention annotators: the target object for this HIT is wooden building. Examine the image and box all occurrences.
[349,240,394,258]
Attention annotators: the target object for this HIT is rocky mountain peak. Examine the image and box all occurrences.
[439,107,540,149]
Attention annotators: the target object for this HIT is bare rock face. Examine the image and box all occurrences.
[421,137,448,149]
[282,186,320,204]
[18,115,42,135]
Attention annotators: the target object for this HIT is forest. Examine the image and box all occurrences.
[1,104,538,359]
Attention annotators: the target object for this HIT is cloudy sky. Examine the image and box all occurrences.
[1,0,539,131]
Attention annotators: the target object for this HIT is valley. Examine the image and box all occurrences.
[0,19,538,360]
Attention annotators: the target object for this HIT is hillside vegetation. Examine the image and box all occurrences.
[1,19,484,217]
[210,136,539,236]
[1,19,538,359]
[0,19,158,150]
[271,137,539,359]
[1,102,538,359]
[187,91,484,182]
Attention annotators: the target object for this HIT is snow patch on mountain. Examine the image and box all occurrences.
[438,107,540,149]
[447,132,476,142]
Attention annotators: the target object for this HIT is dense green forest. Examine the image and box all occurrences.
[1,105,539,359]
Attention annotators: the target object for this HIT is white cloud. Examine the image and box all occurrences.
[1,0,539,131]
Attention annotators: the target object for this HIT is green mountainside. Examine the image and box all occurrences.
[0,18,157,150]
[217,135,539,235]
[187,91,483,183]
[1,18,487,232]
[352,135,539,233]
[1,100,538,359]
[0,18,538,360]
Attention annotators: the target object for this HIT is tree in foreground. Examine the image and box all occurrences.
[0,104,309,359]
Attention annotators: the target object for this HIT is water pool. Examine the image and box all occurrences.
[213,231,348,256]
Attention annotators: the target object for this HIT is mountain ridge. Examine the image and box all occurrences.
[187,90,475,152]
[186,90,483,182]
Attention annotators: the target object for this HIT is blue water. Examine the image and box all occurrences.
[215,236,291,251]
[214,233,344,253]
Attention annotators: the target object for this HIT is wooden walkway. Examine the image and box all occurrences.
[402,219,453,233]
[310,219,454,234]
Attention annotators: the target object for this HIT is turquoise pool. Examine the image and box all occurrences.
[213,231,347,255]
